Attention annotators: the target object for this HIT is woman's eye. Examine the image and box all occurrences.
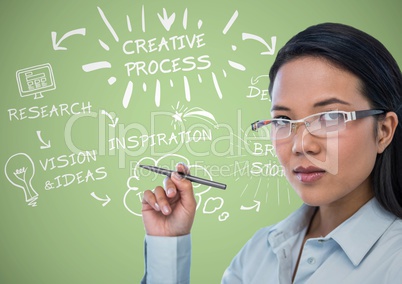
[272,118,291,127]
[320,112,342,121]
[274,115,291,120]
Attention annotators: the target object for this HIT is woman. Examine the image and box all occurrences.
[141,23,402,283]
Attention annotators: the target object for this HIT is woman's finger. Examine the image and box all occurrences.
[142,188,160,211]
[170,171,195,207]
[176,162,190,175]
[152,186,172,215]
[163,176,177,198]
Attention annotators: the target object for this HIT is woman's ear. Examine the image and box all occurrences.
[377,112,398,154]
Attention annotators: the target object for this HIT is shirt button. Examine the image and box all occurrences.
[307,257,316,264]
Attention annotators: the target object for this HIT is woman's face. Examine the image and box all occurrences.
[271,56,379,207]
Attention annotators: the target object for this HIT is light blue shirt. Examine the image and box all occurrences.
[142,198,402,283]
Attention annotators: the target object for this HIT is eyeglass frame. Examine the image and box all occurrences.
[251,109,386,140]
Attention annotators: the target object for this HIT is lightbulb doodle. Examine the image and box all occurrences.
[124,153,229,221]
[4,153,39,207]
[80,6,276,108]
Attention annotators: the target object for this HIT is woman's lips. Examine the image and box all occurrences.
[293,166,326,183]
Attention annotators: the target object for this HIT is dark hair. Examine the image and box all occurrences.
[269,23,402,218]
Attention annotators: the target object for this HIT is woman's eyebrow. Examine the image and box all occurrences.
[313,97,351,107]
[271,97,351,111]
[271,104,290,111]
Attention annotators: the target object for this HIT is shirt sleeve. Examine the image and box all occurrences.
[141,234,191,284]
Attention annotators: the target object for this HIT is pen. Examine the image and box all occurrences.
[139,165,227,190]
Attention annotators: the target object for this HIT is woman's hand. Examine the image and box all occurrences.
[141,163,196,236]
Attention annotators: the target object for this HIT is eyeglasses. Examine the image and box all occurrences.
[251,109,385,140]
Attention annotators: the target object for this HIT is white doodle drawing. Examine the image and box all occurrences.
[36,130,51,149]
[218,211,230,222]
[197,19,203,29]
[225,126,292,211]
[4,153,39,207]
[90,192,111,207]
[171,101,219,130]
[80,7,276,109]
[224,10,246,72]
[122,81,133,109]
[16,63,56,99]
[228,60,246,71]
[97,6,119,42]
[51,28,86,50]
[236,167,291,207]
[187,164,214,201]
[141,5,146,32]
[247,75,270,100]
[183,8,188,30]
[124,154,219,217]
[82,61,111,72]
[100,110,119,127]
[250,74,269,85]
[203,197,224,214]
[223,10,238,35]
[211,72,223,99]
[241,33,276,55]
[123,186,143,217]
[229,30,276,72]
[124,154,191,216]
[240,200,261,212]
[157,8,176,31]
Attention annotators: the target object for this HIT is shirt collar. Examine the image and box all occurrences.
[267,203,316,250]
[328,198,396,266]
[266,198,397,267]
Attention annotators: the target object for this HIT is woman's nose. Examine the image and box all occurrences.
[291,122,321,155]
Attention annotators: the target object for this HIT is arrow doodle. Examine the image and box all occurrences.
[242,33,276,55]
[251,74,269,85]
[101,110,119,127]
[51,28,86,51]
[90,192,111,207]
[36,131,51,149]
[240,200,261,212]
[157,8,176,31]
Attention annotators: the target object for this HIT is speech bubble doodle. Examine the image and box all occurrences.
[218,211,230,222]
[203,196,224,214]
[125,154,216,216]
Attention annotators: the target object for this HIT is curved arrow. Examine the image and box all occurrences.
[36,130,51,149]
[51,28,86,51]
[101,110,118,127]
[90,192,111,207]
[240,200,261,212]
[242,33,276,55]
[251,74,269,85]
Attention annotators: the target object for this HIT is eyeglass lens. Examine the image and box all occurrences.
[271,112,346,140]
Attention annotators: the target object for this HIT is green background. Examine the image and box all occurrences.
[1,0,401,283]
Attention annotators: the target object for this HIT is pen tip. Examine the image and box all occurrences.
[139,164,152,170]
